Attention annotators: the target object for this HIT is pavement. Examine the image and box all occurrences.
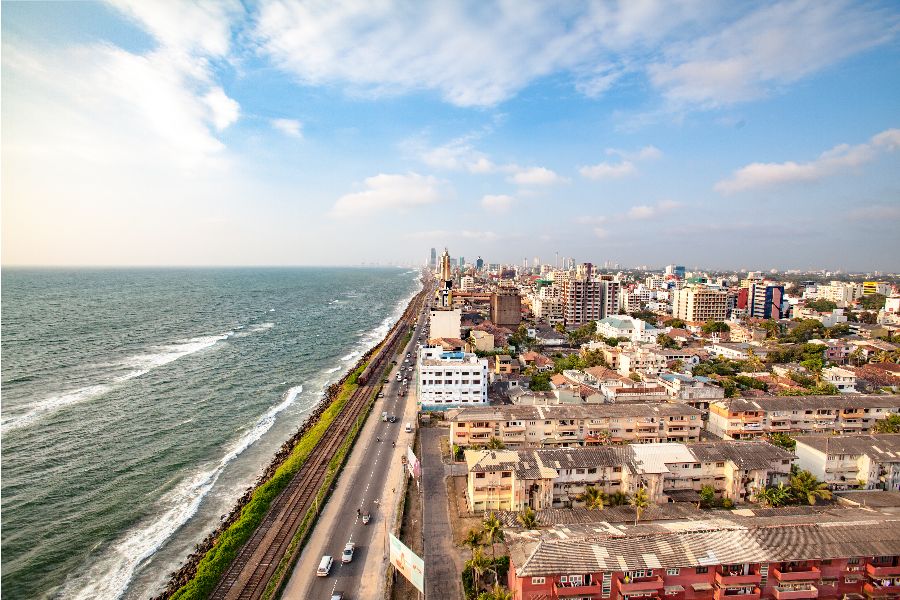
[421,427,464,600]
[282,304,429,600]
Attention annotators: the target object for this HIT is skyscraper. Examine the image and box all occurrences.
[459,256,465,269]
[475,256,484,272]
[429,247,437,269]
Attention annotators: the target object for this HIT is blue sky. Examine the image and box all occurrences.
[2,1,899,271]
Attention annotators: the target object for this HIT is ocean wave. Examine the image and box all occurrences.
[324,366,341,374]
[58,384,305,600]
[2,333,232,433]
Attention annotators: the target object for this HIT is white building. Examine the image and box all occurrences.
[416,345,488,409]
[672,286,728,322]
[596,315,660,344]
[460,275,475,291]
[822,366,858,393]
[815,281,864,307]
[794,434,900,490]
[429,308,461,340]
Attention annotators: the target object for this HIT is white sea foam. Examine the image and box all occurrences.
[340,350,361,361]
[59,384,305,600]
[3,333,232,433]
[248,322,275,333]
[325,366,341,374]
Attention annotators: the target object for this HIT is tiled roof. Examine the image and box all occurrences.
[686,440,795,470]
[448,402,702,423]
[508,510,900,576]
[714,394,900,412]
[794,433,900,458]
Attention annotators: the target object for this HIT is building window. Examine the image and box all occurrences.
[716,462,725,468]
[696,567,708,574]
[667,568,680,575]
[475,473,485,479]
[531,577,545,585]
[848,558,860,565]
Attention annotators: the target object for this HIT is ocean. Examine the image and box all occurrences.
[0,267,421,599]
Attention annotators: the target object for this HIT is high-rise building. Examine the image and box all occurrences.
[672,287,728,322]
[576,262,593,279]
[748,283,786,319]
[475,256,484,272]
[458,256,465,269]
[864,281,892,296]
[562,277,605,327]
[436,248,453,307]
[665,264,686,279]
[490,290,522,328]
[430,247,437,269]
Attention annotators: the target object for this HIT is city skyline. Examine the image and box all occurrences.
[2,1,900,270]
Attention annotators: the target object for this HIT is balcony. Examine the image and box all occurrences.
[842,421,865,429]
[867,564,900,578]
[773,566,822,582]
[773,585,819,600]
[714,587,760,600]
[863,581,900,598]
[555,581,603,596]
[470,426,494,434]
[504,424,526,432]
[618,575,665,594]
[716,571,763,586]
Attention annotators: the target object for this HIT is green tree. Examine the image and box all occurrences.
[787,319,827,343]
[745,348,765,372]
[860,293,887,311]
[754,482,791,507]
[607,491,630,506]
[577,485,606,510]
[702,321,731,334]
[826,323,851,338]
[789,470,832,505]
[516,506,539,529]
[699,485,717,509]
[671,359,685,373]
[482,512,505,580]
[466,545,490,596]
[874,414,900,433]
[657,333,678,349]
[767,432,796,451]
[631,487,650,525]
[667,318,687,328]
[477,585,514,600]
[463,529,484,592]
[629,372,642,382]
[486,437,505,450]
[806,299,838,312]
[859,311,878,324]
[528,372,552,391]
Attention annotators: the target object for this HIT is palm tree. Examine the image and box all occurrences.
[754,482,791,507]
[849,347,864,366]
[790,470,833,505]
[467,546,490,595]
[477,585,514,600]
[607,490,630,506]
[577,485,606,510]
[517,506,539,529]
[631,486,650,525]
[486,437,505,450]
[463,528,483,589]
[482,512,505,583]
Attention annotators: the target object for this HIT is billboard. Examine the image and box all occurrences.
[406,445,421,479]
[389,532,424,592]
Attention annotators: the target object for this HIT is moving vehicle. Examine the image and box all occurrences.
[341,542,355,563]
[388,415,397,423]
[317,555,333,576]
[362,510,371,524]
[330,593,344,600]
[382,411,388,421]
[405,422,412,433]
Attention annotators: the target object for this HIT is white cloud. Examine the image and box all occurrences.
[509,166,566,186]
[271,118,303,138]
[627,199,681,219]
[204,87,240,130]
[418,137,496,173]
[407,229,499,241]
[593,227,609,239]
[647,1,896,108]
[481,194,514,213]
[606,145,663,161]
[330,173,442,218]
[579,161,636,180]
[253,1,895,110]
[715,128,900,194]
[575,215,607,225]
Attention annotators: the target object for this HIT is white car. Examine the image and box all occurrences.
[341,542,355,563]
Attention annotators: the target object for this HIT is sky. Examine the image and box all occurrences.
[2,0,899,271]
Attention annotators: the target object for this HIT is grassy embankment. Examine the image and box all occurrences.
[170,362,368,600]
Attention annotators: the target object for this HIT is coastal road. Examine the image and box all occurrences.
[283,294,431,599]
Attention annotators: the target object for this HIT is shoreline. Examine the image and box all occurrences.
[154,273,426,598]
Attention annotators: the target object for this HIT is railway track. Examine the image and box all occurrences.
[209,284,429,600]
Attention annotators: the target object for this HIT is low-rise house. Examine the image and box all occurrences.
[655,372,725,413]
[519,350,554,372]
[795,434,900,491]
[448,403,704,448]
[707,395,900,439]
[822,366,858,393]
[596,316,661,344]
[528,324,567,347]
[506,512,900,600]
[603,385,669,403]
[707,342,771,361]
[466,329,495,352]
[618,346,668,376]
[494,354,521,375]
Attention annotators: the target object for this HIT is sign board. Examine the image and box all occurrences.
[406,445,421,478]
[389,532,424,592]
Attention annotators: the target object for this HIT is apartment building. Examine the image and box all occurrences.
[464,440,791,512]
[707,395,900,440]
[415,345,488,409]
[596,316,660,344]
[747,283,787,320]
[562,277,606,327]
[448,403,704,448]
[816,281,864,307]
[672,287,728,322]
[821,366,858,393]
[506,511,900,600]
[618,346,669,376]
[533,293,565,325]
[794,434,900,491]
[864,281,893,296]
[655,372,725,413]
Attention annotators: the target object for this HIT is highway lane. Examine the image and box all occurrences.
[292,293,431,600]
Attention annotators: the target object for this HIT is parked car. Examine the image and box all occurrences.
[317,555,333,576]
